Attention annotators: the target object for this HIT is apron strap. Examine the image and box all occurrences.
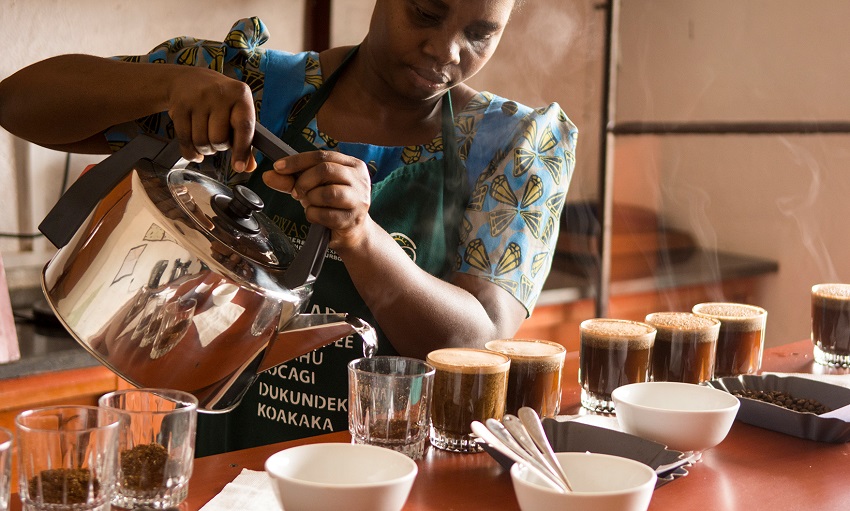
[285,46,360,137]
[283,44,464,191]
[439,90,464,189]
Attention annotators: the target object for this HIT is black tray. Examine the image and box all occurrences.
[480,419,687,489]
[706,374,850,443]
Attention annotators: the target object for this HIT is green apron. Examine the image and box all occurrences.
[196,49,468,455]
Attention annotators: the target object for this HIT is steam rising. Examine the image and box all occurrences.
[774,137,837,282]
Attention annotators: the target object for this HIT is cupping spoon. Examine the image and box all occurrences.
[654,451,700,478]
[504,413,573,492]
[475,419,568,493]
[516,407,574,492]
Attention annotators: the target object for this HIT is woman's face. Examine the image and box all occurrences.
[364,0,516,101]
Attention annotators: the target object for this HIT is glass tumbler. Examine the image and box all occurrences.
[16,406,123,511]
[0,427,11,511]
[348,357,435,459]
[98,388,198,509]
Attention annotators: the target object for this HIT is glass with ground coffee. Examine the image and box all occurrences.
[579,319,656,413]
[98,388,198,509]
[645,312,720,384]
[484,339,566,418]
[811,283,850,367]
[426,348,510,453]
[348,356,435,460]
[16,406,124,511]
[693,302,767,377]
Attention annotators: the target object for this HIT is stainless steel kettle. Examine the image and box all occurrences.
[38,125,376,412]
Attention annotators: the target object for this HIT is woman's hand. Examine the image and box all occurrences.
[0,54,260,170]
[165,67,257,172]
[262,151,372,251]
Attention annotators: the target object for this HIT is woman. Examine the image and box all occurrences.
[0,0,576,454]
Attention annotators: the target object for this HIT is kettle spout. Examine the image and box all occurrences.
[257,313,377,373]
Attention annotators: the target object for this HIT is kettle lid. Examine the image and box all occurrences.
[166,168,296,270]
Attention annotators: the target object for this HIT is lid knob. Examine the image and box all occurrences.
[211,185,264,234]
[230,185,264,218]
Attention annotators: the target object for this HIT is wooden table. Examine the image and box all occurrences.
[10,340,850,510]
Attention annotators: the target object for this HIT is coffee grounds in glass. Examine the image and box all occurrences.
[121,443,169,490]
[29,468,100,504]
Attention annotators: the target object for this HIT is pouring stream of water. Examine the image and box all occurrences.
[351,317,378,358]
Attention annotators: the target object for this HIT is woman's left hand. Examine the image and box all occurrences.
[262,151,372,250]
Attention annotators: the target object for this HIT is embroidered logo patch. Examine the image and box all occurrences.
[391,232,417,262]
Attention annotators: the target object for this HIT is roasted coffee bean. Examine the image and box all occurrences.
[731,389,831,414]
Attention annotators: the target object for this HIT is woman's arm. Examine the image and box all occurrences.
[342,220,527,359]
[0,54,257,170]
[263,149,528,360]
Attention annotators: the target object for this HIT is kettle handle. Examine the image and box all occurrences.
[39,134,172,248]
[252,124,330,289]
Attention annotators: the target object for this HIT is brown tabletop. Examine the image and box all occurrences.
[10,340,850,510]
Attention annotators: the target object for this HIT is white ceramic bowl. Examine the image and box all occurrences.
[511,452,656,511]
[612,381,740,453]
[265,443,418,511]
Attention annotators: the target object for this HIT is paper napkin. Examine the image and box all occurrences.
[199,469,279,511]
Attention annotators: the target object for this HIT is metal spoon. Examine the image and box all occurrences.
[483,419,557,480]
[472,421,567,493]
[512,409,574,492]
[501,415,563,486]
[654,451,699,477]
[502,414,572,491]
[478,419,569,493]
[483,417,533,462]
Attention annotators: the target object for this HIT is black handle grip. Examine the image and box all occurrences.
[38,134,170,248]
[253,124,330,289]
[252,123,299,161]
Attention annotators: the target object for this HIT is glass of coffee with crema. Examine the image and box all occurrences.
[426,348,510,453]
[645,312,720,384]
[692,302,767,378]
[811,283,850,367]
[579,319,656,413]
[484,339,566,418]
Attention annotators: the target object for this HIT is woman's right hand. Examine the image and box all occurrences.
[0,54,258,173]
[165,66,258,173]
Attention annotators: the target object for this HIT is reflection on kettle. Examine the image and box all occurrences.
[211,283,238,306]
[135,293,167,348]
[251,297,280,337]
[150,298,197,359]
[169,258,191,282]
